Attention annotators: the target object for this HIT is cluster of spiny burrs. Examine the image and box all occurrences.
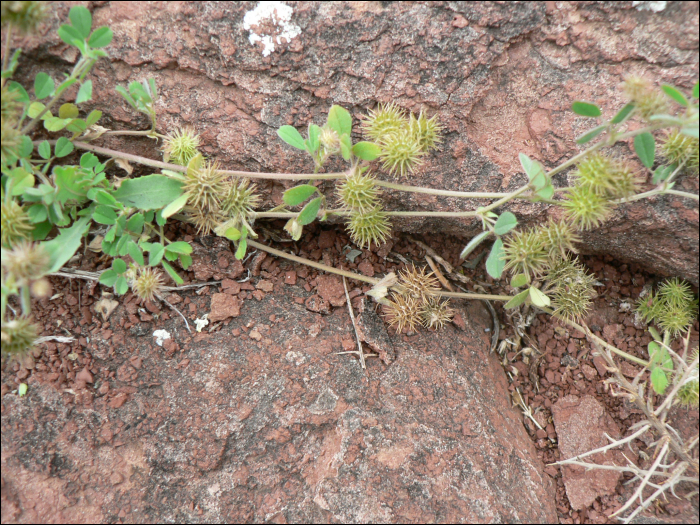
[360,102,442,179]
[171,140,261,236]
[636,277,698,338]
[561,153,642,231]
[383,264,454,332]
[502,218,581,282]
[544,256,598,323]
[1,240,52,361]
[337,169,391,248]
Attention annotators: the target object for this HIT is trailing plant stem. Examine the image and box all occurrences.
[2,25,11,79]
[247,240,378,285]
[20,285,31,316]
[69,142,347,181]
[247,240,512,302]
[478,184,531,215]
[541,306,650,367]
[375,180,511,199]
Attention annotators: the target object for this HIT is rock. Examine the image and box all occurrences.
[1,280,556,523]
[354,297,395,365]
[304,294,331,315]
[551,394,630,510]
[108,393,129,409]
[75,368,94,384]
[209,293,241,322]
[315,275,346,306]
[10,2,697,284]
[190,240,244,282]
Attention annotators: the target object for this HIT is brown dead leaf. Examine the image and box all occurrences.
[94,294,119,321]
[115,158,133,175]
[88,235,103,253]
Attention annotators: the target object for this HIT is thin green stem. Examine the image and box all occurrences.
[20,285,31,316]
[611,186,699,205]
[247,239,379,285]
[665,189,699,201]
[437,290,512,301]
[253,209,481,220]
[545,123,664,180]
[2,24,12,79]
[375,180,512,199]
[385,210,479,218]
[69,141,347,180]
[247,239,512,302]
[478,184,531,215]
[547,142,605,178]
[103,130,158,137]
[541,307,650,367]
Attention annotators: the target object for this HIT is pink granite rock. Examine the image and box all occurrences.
[551,394,631,510]
[9,2,698,284]
[1,281,557,523]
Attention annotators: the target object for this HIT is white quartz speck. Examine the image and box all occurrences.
[153,329,171,347]
[632,1,668,13]
[243,2,301,57]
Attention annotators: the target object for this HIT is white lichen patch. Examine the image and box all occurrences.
[243,1,301,57]
[194,313,209,333]
[153,329,171,347]
[632,1,668,12]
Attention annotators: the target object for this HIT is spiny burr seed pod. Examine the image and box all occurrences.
[336,170,382,213]
[346,207,391,248]
[162,126,201,166]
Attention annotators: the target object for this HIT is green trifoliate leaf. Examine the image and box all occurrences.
[283,184,317,206]
[161,261,184,285]
[339,133,352,161]
[297,197,322,225]
[571,101,602,117]
[69,5,92,39]
[661,85,688,107]
[113,175,184,210]
[460,231,491,260]
[58,103,79,119]
[494,212,518,236]
[352,141,381,161]
[307,124,321,153]
[650,367,668,395]
[277,125,306,150]
[610,103,635,125]
[34,72,54,99]
[634,132,656,168]
[528,286,551,307]
[161,193,189,219]
[76,80,93,104]
[54,137,74,158]
[576,125,606,145]
[327,105,352,137]
[485,238,505,279]
[505,289,530,309]
[510,274,529,288]
[88,26,113,48]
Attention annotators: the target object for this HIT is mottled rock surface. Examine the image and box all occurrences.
[551,394,630,511]
[1,282,557,523]
[10,1,699,283]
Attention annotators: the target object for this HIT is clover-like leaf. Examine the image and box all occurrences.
[572,101,602,117]
[327,105,352,137]
[634,132,655,168]
[485,238,505,279]
[277,125,306,150]
[505,289,530,309]
[283,184,317,206]
[494,212,518,236]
